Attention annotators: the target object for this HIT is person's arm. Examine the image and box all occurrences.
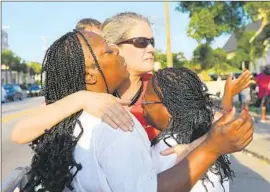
[157,107,253,192]
[157,141,218,192]
[11,91,86,144]
[11,91,133,144]
[160,133,207,165]
[220,70,251,111]
[101,108,253,192]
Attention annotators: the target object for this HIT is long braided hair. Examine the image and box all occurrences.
[151,67,235,191]
[24,30,91,192]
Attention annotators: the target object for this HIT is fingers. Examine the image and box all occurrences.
[102,107,130,132]
[242,81,251,90]
[101,114,119,129]
[226,74,233,82]
[242,127,254,142]
[237,114,254,135]
[236,70,251,87]
[160,144,188,156]
[242,137,253,148]
[216,107,236,126]
[114,104,134,130]
[160,147,175,156]
[226,109,248,132]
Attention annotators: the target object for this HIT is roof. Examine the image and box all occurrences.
[223,20,263,53]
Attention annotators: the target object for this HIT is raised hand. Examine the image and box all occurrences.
[224,70,252,97]
[205,108,254,156]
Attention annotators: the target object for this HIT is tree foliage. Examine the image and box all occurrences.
[176,1,246,43]
[154,49,188,68]
[175,1,270,43]
[2,49,41,75]
[27,61,42,74]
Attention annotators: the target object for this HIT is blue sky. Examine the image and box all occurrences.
[2,2,230,63]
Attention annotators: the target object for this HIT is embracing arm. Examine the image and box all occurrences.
[11,91,133,144]
[11,91,85,144]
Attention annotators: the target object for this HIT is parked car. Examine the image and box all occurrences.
[27,84,41,97]
[3,84,23,101]
[1,85,7,103]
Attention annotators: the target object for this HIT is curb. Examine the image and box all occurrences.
[242,148,270,165]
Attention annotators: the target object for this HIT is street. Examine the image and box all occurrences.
[1,97,44,180]
[1,97,270,191]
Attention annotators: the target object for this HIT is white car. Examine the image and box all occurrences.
[2,85,7,103]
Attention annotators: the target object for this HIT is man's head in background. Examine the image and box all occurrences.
[76,18,101,34]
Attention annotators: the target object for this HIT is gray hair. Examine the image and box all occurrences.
[101,12,151,44]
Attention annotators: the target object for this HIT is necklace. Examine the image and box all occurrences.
[113,80,144,107]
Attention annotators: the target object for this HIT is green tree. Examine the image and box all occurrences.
[176,1,246,43]
[27,61,42,75]
[154,49,167,69]
[192,43,214,70]
[175,2,270,43]
[1,49,22,83]
[210,48,228,75]
[2,49,14,69]
[173,52,187,68]
[244,2,270,22]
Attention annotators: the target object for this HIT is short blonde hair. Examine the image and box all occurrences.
[101,12,151,44]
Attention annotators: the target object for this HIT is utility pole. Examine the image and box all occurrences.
[164,2,173,67]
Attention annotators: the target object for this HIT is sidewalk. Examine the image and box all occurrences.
[243,111,270,164]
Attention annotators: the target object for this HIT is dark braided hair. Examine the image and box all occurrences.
[24,30,92,192]
[151,67,235,191]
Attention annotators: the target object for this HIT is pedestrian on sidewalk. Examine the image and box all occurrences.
[256,65,270,122]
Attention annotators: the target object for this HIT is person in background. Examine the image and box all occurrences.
[256,65,270,122]
[75,18,101,33]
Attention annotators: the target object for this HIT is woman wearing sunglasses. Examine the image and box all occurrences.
[12,12,159,144]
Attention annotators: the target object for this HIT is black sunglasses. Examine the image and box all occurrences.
[117,37,155,48]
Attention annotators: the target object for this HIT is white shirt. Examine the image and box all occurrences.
[70,111,229,192]
[152,137,229,192]
[70,111,157,192]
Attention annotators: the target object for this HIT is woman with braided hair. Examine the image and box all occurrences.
[142,67,251,192]
[23,30,129,191]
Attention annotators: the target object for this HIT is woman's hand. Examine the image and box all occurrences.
[79,91,134,131]
[224,70,252,97]
[160,134,208,164]
[221,71,251,112]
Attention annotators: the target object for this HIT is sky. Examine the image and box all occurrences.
[2,1,230,63]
